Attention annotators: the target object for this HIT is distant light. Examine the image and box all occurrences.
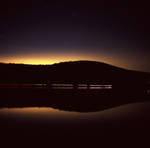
[53,87,73,89]
[147,90,150,94]
[78,84,88,86]
[52,84,73,86]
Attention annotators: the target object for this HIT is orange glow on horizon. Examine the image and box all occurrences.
[0,52,131,70]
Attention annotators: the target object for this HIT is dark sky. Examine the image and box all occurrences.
[0,0,150,72]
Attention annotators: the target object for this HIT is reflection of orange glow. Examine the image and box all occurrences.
[0,107,88,119]
[0,103,145,120]
[1,107,58,113]
[0,107,77,116]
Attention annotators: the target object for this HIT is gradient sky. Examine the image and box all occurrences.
[0,0,150,72]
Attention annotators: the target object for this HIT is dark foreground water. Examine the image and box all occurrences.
[0,102,150,147]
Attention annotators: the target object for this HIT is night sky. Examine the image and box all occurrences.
[0,0,150,72]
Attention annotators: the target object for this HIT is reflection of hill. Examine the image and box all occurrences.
[0,88,149,112]
[1,101,150,143]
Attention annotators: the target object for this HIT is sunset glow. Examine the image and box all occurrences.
[0,0,149,72]
[0,51,132,70]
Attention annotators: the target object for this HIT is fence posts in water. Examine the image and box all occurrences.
[47,83,52,89]
[87,84,90,89]
[147,81,150,95]
[18,83,22,88]
[73,83,78,90]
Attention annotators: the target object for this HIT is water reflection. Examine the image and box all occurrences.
[0,107,106,122]
[0,102,149,121]
[0,104,149,143]
[0,107,93,120]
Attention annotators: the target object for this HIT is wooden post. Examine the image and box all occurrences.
[147,81,150,95]
[18,83,22,88]
[47,80,52,90]
[73,83,78,90]
[87,83,90,89]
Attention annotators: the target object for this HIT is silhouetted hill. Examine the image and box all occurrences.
[0,60,150,84]
[0,61,150,112]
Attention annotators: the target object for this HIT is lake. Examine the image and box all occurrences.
[1,102,150,125]
[0,102,150,146]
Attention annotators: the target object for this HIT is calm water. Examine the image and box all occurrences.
[0,102,150,123]
[1,102,150,144]
[0,107,108,123]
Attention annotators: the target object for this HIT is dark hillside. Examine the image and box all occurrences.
[0,61,149,84]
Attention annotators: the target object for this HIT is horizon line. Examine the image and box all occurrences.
[0,60,148,73]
